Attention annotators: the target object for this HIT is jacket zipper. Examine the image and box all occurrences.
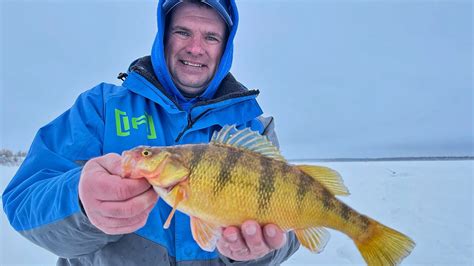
[174,109,212,143]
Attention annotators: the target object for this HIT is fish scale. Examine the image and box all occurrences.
[122,125,415,266]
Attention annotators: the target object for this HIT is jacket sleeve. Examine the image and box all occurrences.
[219,116,301,265]
[2,84,122,258]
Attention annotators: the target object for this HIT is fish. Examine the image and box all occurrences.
[122,125,415,265]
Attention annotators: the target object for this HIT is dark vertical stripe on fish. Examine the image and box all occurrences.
[340,203,351,221]
[213,147,242,196]
[296,172,312,209]
[257,156,276,216]
[359,215,370,231]
[189,145,207,172]
[321,188,333,210]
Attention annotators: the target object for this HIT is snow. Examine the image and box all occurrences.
[1,160,473,265]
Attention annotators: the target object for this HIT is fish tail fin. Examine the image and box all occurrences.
[354,218,415,266]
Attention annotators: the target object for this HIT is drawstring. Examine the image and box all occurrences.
[117,72,128,81]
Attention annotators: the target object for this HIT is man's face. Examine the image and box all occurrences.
[165,3,227,96]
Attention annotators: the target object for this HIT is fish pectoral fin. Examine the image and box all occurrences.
[163,186,187,229]
[190,216,222,252]
[294,227,330,253]
[296,165,350,196]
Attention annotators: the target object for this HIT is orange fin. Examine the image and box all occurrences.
[354,218,415,265]
[297,165,350,196]
[294,227,330,253]
[163,186,186,229]
[190,216,222,252]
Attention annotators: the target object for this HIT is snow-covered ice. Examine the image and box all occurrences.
[1,160,473,265]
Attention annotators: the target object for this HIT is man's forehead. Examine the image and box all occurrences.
[168,2,226,31]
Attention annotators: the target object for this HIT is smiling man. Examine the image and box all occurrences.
[3,0,300,265]
[164,3,226,96]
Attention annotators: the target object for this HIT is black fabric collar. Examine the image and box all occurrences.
[125,56,259,108]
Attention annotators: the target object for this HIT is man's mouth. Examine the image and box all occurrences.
[180,60,206,68]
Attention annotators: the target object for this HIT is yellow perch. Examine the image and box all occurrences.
[122,125,415,265]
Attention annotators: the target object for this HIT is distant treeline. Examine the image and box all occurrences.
[0,149,27,166]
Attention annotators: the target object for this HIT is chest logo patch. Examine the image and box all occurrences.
[115,109,157,139]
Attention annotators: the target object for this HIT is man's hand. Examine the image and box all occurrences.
[217,220,287,261]
[78,153,158,235]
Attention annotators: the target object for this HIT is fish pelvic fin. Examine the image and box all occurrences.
[211,125,285,161]
[354,218,415,266]
[294,227,330,253]
[296,165,350,196]
[190,217,222,252]
[163,184,188,229]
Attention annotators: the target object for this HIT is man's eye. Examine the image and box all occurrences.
[175,31,190,37]
[206,36,219,42]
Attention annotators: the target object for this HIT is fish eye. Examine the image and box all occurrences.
[142,149,152,157]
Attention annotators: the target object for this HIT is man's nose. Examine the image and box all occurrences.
[185,36,204,55]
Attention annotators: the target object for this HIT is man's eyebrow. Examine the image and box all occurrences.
[171,25,190,32]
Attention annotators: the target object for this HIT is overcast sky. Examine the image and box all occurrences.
[1,0,472,159]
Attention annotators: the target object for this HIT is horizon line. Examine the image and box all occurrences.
[289,156,474,162]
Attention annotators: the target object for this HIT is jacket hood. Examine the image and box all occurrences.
[151,0,239,111]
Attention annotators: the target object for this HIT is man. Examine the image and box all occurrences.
[3,0,300,265]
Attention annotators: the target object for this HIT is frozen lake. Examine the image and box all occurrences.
[1,160,473,265]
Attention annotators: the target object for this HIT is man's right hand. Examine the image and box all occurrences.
[78,153,158,235]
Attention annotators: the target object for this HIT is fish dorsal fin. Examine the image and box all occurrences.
[211,125,285,161]
[190,216,222,252]
[296,165,350,196]
[294,227,330,253]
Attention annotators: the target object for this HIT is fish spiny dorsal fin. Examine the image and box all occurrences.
[211,125,285,161]
[296,165,350,196]
[294,227,330,253]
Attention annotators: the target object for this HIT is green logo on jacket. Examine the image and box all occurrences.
[115,109,157,139]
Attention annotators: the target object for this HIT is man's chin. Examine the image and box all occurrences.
[174,80,209,96]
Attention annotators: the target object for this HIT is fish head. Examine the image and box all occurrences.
[122,146,189,192]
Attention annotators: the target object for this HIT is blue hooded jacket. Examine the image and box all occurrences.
[2,0,299,264]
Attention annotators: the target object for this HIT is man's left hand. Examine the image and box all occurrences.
[216,220,287,261]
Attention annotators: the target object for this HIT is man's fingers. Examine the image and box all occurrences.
[230,248,251,261]
[93,153,123,176]
[92,203,154,229]
[80,153,152,201]
[241,220,270,256]
[98,188,158,218]
[79,153,158,235]
[217,239,231,254]
[217,226,245,261]
[94,177,152,201]
[263,224,287,250]
[222,226,247,252]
